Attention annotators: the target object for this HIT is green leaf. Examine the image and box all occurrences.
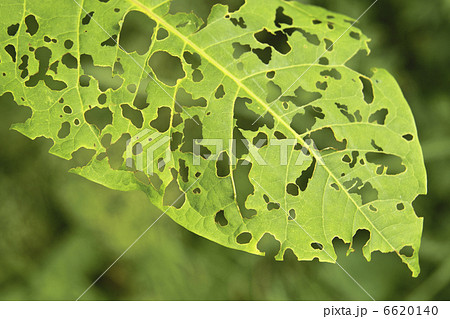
[0,0,426,276]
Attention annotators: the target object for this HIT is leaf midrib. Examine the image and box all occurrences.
[127,0,403,261]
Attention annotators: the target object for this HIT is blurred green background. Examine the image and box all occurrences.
[0,0,449,300]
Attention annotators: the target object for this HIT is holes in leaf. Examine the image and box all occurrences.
[18,55,29,78]
[274,7,293,28]
[149,173,163,190]
[183,51,203,81]
[79,75,90,87]
[318,57,329,65]
[252,47,272,64]
[163,170,185,209]
[120,104,144,128]
[266,71,275,79]
[64,39,74,49]
[150,106,171,132]
[57,121,70,139]
[179,159,189,182]
[5,44,16,62]
[266,81,281,103]
[286,183,299,196]
[281,86,322,107]
[172,113,183,127]
[342,151,359,168]
[49,61,59,74]
[349,31,360,40]
[402,134,413,141]
[296,158,316,191]
[183,52,201,68]
[234,97,274,131]
[257,233,281,259]
[369,108,388,125]
[215,210,228,226]
[343,178,378,204]
[234,160,256,219]
[192,69,203,82]
[25,15,39,36]
[230,17,247,28]
[176,88,207,107]
[80,54,123,91]
[369,205,377,212]
[61,53,77,69]
[156,28,169,40]
[127,84,136,93]
[7,23,20,36]
[264,199,281,212]
[254,29,291,54]
[180,116,209,156]
[320,68,341,80]
[360,76,374,104]
[193,188,201,194]
[69,147,96,168]
[253,132,268,148]
[104,133,130,169]
[330,183,339,190]
[133,76,151,109]
[311,242,323,250]
[98,93,107,104]
[371,140,383,152]
[232,42,251,59]
[63,105,72,114]
[149,51,185,86]
[216,151,230,177]
[101,35,117,47]
[113,61,124,74]
[84,106,113,132]
[307,127,347,151]
[397,203,405,211]
[365,152,406,175]
[170,131,183,151]
[288,209,296,220]
[119,11,156,55]
[284,27,320,46]
[25,47,67,91]
[290,105,325,135]
[316,81,327,90]
[352,229,370,251]
[82,11,94,25]
[236,232,252,244]
[400,246,414,258]
[215,84,225,99]
[274,131,287,140]
[324,38,333,51]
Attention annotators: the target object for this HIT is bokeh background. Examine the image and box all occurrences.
[0,0,449,300]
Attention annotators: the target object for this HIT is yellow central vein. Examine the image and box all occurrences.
[127,0,401,259]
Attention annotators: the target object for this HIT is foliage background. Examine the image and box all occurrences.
[0,0,449,300]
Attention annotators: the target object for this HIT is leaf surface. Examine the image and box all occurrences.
[0,0,426,275]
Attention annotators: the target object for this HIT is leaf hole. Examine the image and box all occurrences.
[257,233,281,259]
[25,15,39,36]
[215,210,228,226]
[236,232,252,244]
[400,246,414,258]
